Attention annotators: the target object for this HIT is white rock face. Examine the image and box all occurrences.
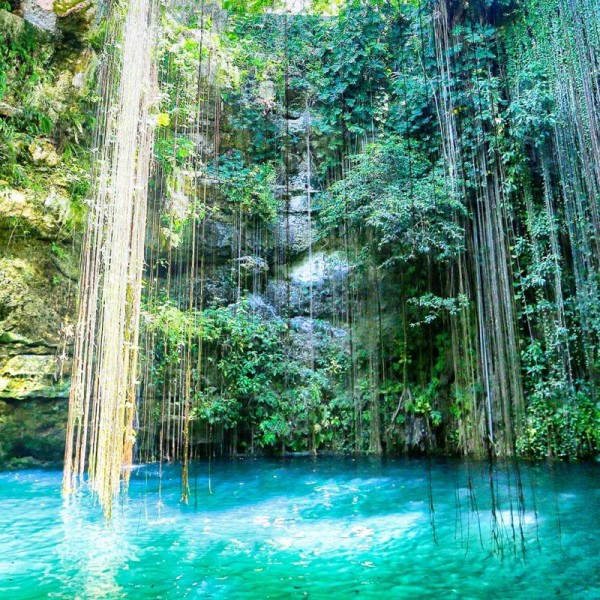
[290,251,349,285]
[271,0,340,15]
[28,139,60,167]
[22,0,57,32]
[0,187,74,238]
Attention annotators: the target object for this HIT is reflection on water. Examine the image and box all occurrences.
[56,500,131,599]
[0,458,599,599]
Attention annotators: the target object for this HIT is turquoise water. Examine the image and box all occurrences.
[0,458,599,599]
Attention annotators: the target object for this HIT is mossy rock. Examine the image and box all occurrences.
[0,236,78,345]
[55,0,97,41]
[0,187,78,239]
[0,8,25,39]
[13,0,95,36]
[0,354,70,400]
[53,0,89,16]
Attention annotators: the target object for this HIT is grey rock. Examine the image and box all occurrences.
[290,251,349,286]
[277,213,313,255]
[285,193,312,214]
[233,255,269,275]
[288,158,319,192]
[22,0,57,32]
[267,251,350,320]
[246,294,278,321]
[290,317,346,338]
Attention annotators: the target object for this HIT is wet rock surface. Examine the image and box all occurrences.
[0,232,76,467]
[266,251,349,319]
[0,398,67,468]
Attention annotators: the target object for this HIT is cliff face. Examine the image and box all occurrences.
[5,0,597,464]
[0,4,427,465]
[0,3,337,465]
[0,2,95,467]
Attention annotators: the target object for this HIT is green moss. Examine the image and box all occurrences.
[0,9,97,238]
[53,0,87,17]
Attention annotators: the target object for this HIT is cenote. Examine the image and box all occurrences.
[1,458,599,599]
[2,0,600,598]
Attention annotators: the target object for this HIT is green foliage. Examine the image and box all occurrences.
[50,243,68,260]
[408,294,470,327]
[307,3,391,132]
[319,137,465,263]
[223,0,281,14]
[517,383,600,460]
[508,61,556,148]
[216,151,279,222]
[0,21,45,103]
[154,132,195,183]
[141,0,600,460]
[0,16,94,231]
[407,380,443,427]
[0,25,52,185]
[145,298,352,453]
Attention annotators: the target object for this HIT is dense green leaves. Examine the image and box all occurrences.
[145,299,352,452]
[319,137,465,262]
[141,0,600,459]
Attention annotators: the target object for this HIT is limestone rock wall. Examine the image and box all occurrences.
[15,0,96,35]
[0,5,96,467]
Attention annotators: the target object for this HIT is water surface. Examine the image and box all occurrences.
[1,458,599,598]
